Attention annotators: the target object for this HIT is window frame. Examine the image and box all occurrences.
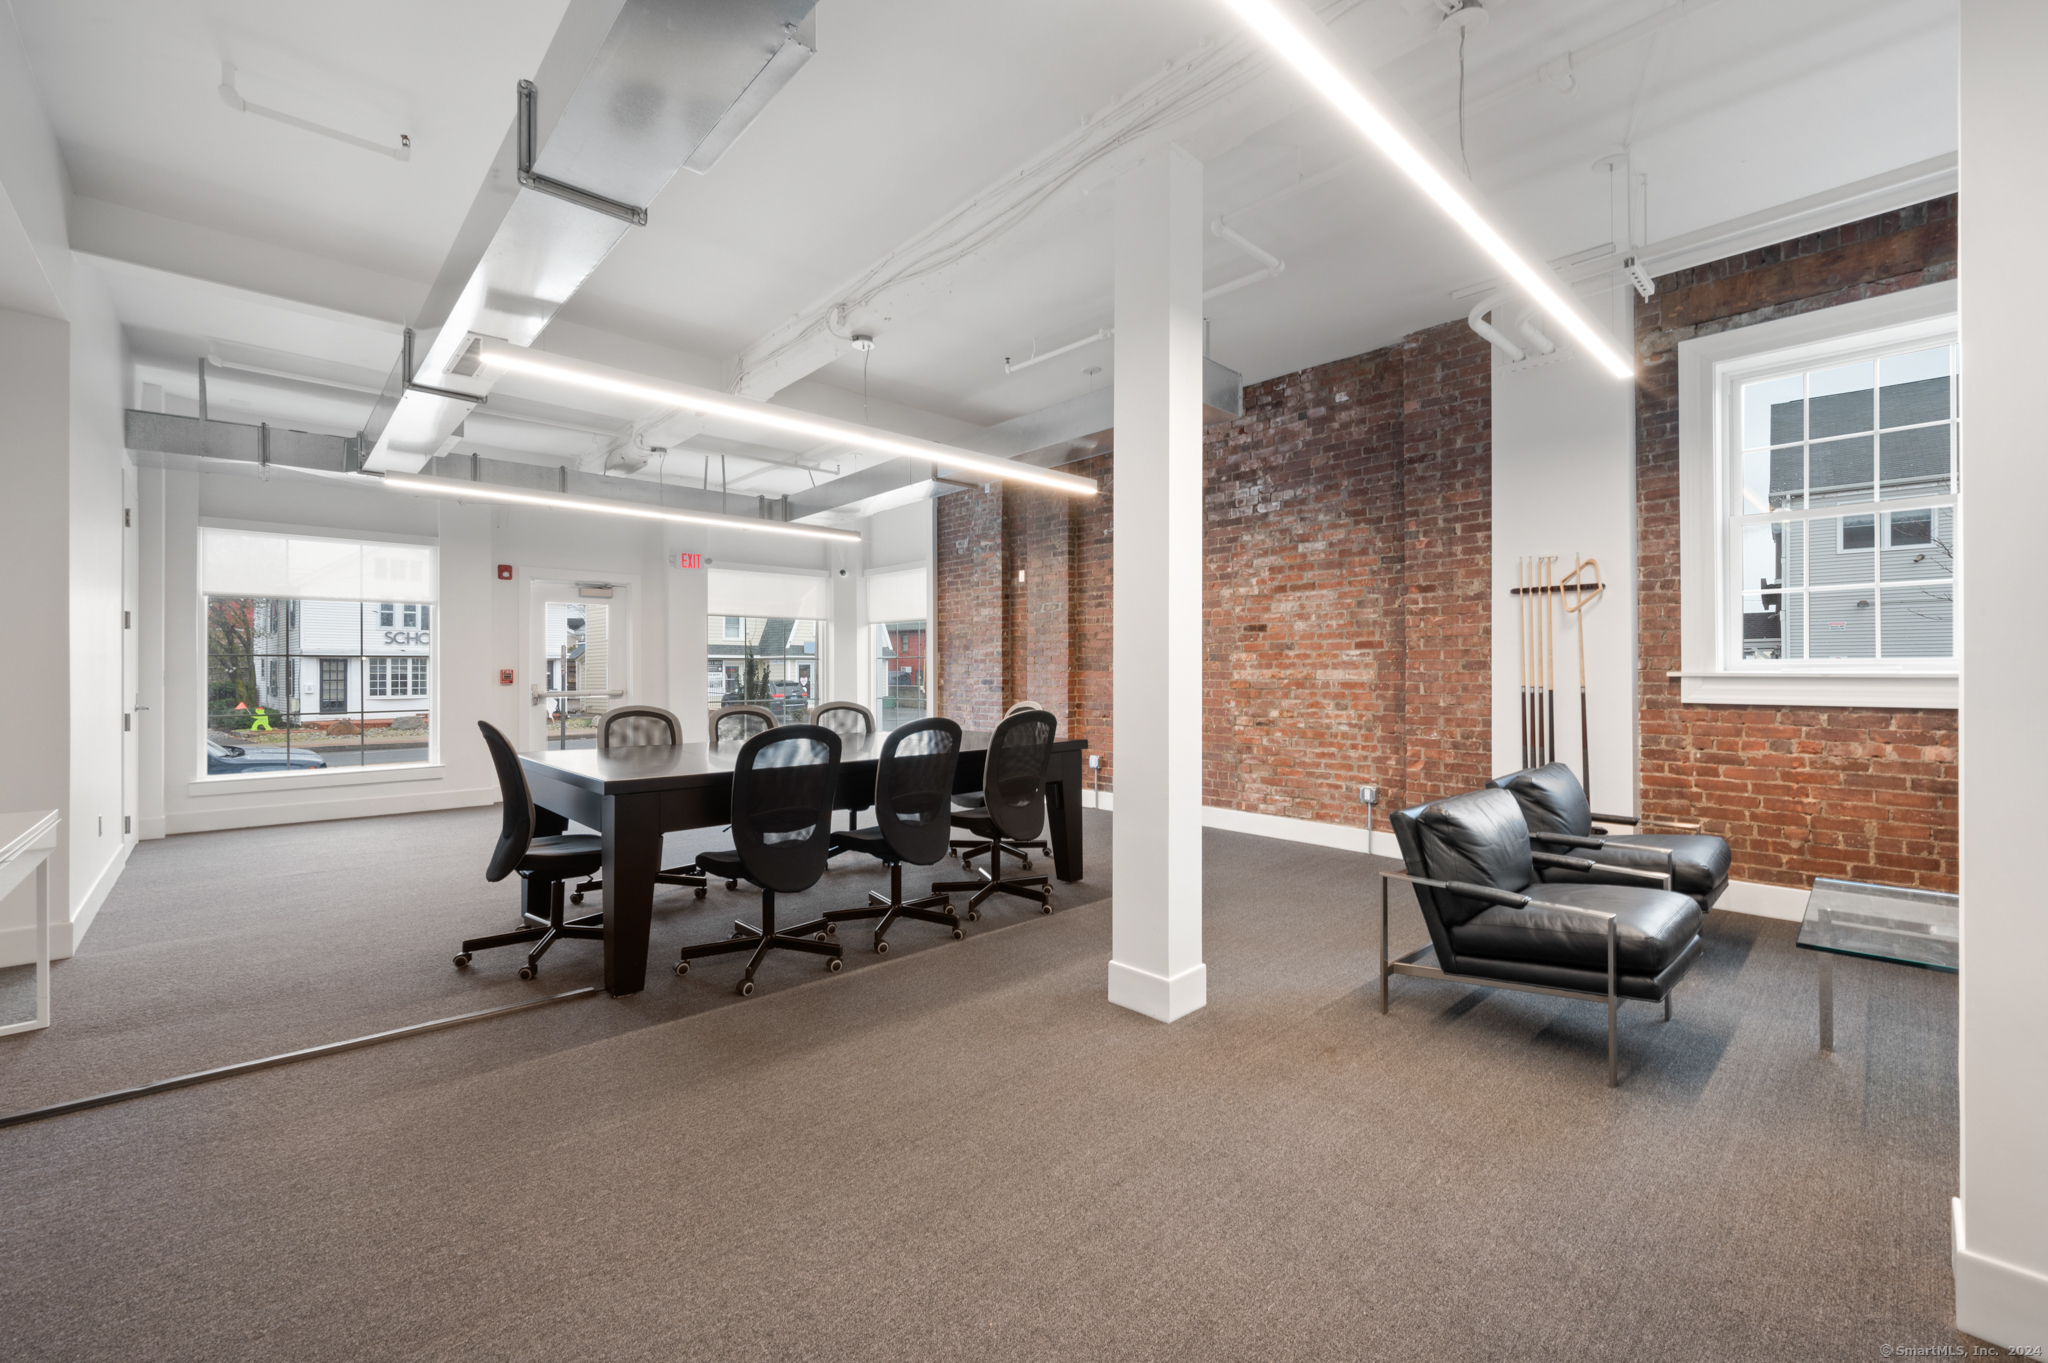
[194,523,439,784]
[1676,281,1959,709]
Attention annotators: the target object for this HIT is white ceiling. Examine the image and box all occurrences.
[12,0,1959,495]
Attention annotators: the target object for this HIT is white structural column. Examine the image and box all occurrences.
[1955,0,2048,1347]
[1107,144,1207,1022]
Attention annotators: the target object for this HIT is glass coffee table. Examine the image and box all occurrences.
[1795,878,1958,1052]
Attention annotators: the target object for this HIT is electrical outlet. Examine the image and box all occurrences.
[1088,754,1102,769]
[1358,784,1379,805]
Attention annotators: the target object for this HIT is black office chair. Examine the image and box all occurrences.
[814,718,965,952]
[675,725,846,995]
[1488,762,1731,910]
[810,701,876,834]
[935,708,1057,915]
[454,721,606,980]
[568,706,708,907]
[712,704,777,747]
[1383,786,1704,1086]
[954,701,1041,817]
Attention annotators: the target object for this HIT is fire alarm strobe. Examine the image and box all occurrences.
[499,669,515,686]
[497,564,514,580]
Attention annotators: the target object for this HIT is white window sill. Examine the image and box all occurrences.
[186,762,446,798]
[1668,672,1956,709]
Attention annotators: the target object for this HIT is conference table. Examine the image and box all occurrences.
[520,731,1090,995]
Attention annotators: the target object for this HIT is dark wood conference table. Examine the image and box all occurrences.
[520,731,1089,995]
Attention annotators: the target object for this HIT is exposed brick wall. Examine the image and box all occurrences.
[1636,194,1959,892]
[936,321,1491,827]
[934,484,1004,731]
[1399,322,1496,803]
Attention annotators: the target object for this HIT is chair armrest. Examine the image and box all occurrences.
[1591,810,1705,834]
[1530,831,1607,850]
[1380,869,1531,910]
[1532,851,1597,872]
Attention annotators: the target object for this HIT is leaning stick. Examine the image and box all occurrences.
[1562,557,1605,803]
[1534,556,1547,765]
[1517,558,1529,767]
[1545,556,1558,766]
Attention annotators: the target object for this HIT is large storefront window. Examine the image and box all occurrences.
[874,620,927,729]
[707,616,821,722]
[201,529,435,776]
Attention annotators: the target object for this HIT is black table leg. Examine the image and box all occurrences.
[601,792,661,996]
[1045,748,1085,883]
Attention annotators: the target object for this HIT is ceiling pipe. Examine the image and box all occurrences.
[1206,219,1287,300]
[1515,306,1558,356]
[1468,292,1525,362]
[1006,328,1113,375]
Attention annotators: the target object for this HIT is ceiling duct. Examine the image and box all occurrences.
[362,0,819,473]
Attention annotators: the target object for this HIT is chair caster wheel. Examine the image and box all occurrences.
[1040,903,1053,914]
[674,961,690,977]
[827,958,843,972]
[519,964,537,980]
[570,891,583,905]
[968,908,981,921]
[453,953,472,968]
[695,887,707,899]
[824,923,837,936]
[737,978,754,996]
[1022,859,1032,871]
[951,928,965,940]
[874,939,889,954]
[727,880,739,891]
[816,931,829,942]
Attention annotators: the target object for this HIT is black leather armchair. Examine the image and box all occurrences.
[1488,762,1731,910]
[1384,786,1706,1086]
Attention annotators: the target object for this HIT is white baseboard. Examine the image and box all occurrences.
[1083,792,1399,858]
[1106,959,1207,1022]
[54,839,133,959]
[1198,803,1399,858]
[1954,1197,2048,1349]
[163,786,499,836]
[1105,799,1816,923]
[1711,878,1809,922]
[139,816,167,840]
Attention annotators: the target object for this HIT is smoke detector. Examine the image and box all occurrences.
[850,334,876,352]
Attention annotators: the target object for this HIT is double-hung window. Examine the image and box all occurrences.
[1677,282,1959,708]
[201,528,438,775]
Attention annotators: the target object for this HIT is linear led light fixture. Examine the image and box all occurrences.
[471,339,1099,497]
[1218,0,1636,380]
[370,471,861,543]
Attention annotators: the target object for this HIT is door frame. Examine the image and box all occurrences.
[519,568,644,751]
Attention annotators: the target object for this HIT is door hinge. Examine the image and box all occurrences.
[124,610,132,629]
[124,507,132,528]
[123,712,131,732]
[123,815,132,835]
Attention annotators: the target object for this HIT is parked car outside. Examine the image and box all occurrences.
[207,739,327,775]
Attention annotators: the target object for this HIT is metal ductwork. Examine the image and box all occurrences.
[362,0,819,473]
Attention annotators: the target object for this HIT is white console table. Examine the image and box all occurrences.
[0,810,59,1037]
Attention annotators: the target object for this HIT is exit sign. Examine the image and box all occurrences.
[671,552,702,570]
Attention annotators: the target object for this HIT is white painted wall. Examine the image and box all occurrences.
[0,8,134,962]
[1954,0,2048,1345]
[1489,277,1639,811]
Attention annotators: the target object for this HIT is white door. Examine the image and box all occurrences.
[528,581,628,750]
[121,465,139,845]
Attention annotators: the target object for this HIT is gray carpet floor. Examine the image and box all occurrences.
[0,808,1963,1360]
[0,963,34,1029]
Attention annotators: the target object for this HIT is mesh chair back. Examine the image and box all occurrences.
[810,701,876,741]
[874,718,962,866]
[599,705,681,751]
[478,721,534,883]
[729,725,841,894]
[713,705,777,748]
[1004,700,1041,717]
[981,708,1057,843]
